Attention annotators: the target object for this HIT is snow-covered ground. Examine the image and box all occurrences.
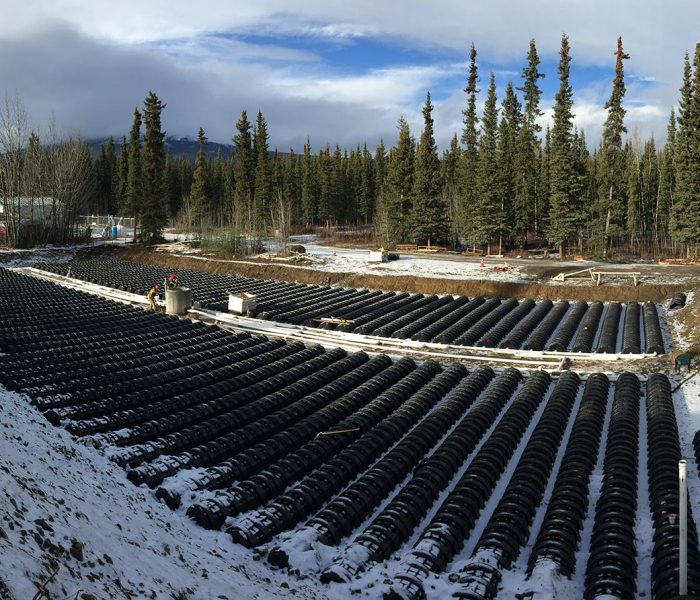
[151,233,531,282]
[280,242,530,282]
[0,246,80,268]
[0,386,328,600]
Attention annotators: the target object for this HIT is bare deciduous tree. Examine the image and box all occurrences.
[271,189,292,255]
[0,93,29,246]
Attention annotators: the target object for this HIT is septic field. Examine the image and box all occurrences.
[32,257,667,356]
[1,248,699,599]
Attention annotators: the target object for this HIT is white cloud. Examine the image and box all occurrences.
[0,0,697,149]
[147,35,320,66]
[275,65,456,109]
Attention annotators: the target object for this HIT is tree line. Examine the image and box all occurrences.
[3,34,700,257]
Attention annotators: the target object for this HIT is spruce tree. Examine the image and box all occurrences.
[95,137,117,214]
[538,126,551,238]
[210,149,226,227]
[475,73,500,251]
[460,43,480,243]
[141,91,167,241]
[232,110,254,232]
[189,127,208,227]
[317,145,332,227]
[253,111,272,231]
[329,145,345,223]
[301,137,317,225]
[442,134,462,246]
[373,139,387,206]
[496,81,521,252]
[638,137,659,249]
[380,117,415,245]
[411,92,447,246]
[117,136,129,214]
[547,34,577,258]
[162,154,181,219]
[514,39,545,246]
[570,129,591,253]
[283,149,300,224]
[125,108,142,225]
[679,44,700,254]
[358,144,374,225]
[658,111,676,245]
[598,36,630,257]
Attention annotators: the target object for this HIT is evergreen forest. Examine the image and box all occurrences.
[3,35,700,258]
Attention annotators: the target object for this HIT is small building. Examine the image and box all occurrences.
[0,197,62,225]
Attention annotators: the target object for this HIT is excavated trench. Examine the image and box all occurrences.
[112,246,692,304]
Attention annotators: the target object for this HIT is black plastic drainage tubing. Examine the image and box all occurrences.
[571,302,604,353]
[595,302,623,354]
[621,301,641,354]
[643,302,665,354]
[583,372,640,600]
[547,301,588,352]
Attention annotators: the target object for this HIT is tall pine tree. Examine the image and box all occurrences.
[674,44,700,254]
[232,110,254,232]
[460,43,480,243]
[496,81,521,252]
[141,91,167,241]
[117,136,129,214]
[253,111,272,231]
[380,117,415,245]
[442,134,462,246]
[658,111,676,246]
[300,137,317,225]
[189,127,208,228]
[475,72,500,251]
[95,137,117,214]
[598,36,630,257]
[411,92,448,246]
[514,39,544,246]
[125,108,142,227]
[547,34,577,258]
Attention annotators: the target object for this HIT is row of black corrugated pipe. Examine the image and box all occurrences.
[527,373,610,576]
[384,371,551,599]
[124,352,389,488]
[185,361,443,529]
[647,374,700,599]
[314,366,516,581]
[583,372,640,599]
[448,372,581,600]
[226,364,468,548]
[33,258,667,353]
[157,356,420,510]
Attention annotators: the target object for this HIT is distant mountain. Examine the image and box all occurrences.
[87,136,234,162]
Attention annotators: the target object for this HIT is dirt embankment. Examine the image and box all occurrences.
[112,247,693,304]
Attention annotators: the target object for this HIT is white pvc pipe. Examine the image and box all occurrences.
[680,459,688,596]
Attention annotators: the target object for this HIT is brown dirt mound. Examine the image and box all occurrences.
[112,247,690,304]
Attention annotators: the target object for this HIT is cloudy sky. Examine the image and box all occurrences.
[1,0,697,152]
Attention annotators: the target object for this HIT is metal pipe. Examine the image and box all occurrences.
[680,458,688,596]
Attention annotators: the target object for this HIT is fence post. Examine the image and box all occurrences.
[680,458,688,596]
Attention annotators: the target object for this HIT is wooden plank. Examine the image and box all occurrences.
[314,317,356,325]
[552,267,594,282]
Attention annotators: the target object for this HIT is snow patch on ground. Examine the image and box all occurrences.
[0,386,328,599]
[0,246,81,268]
[266,243,531,282]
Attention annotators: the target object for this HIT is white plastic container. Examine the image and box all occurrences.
[228,292,257,314]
